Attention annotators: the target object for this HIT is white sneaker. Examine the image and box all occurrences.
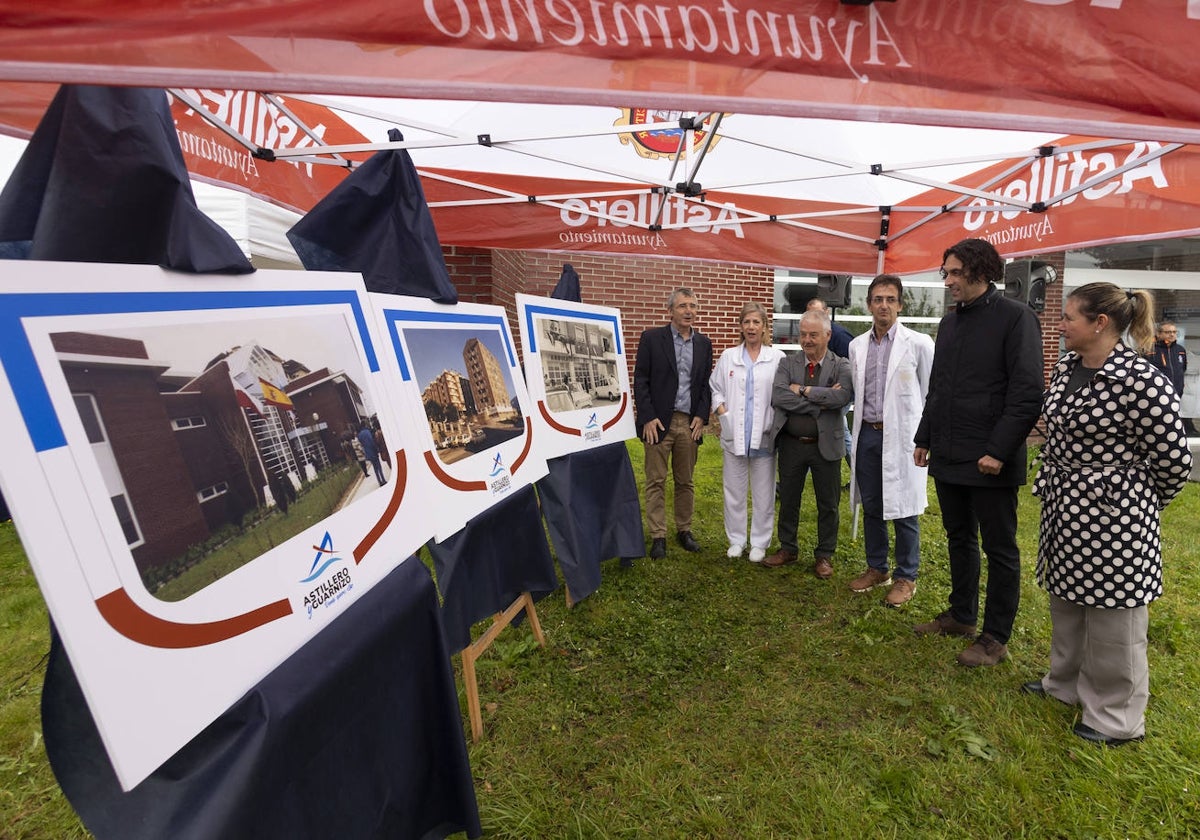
[748,547,766,563]
[726,544,744,558]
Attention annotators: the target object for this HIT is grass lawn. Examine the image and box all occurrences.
[2,439,1199,837]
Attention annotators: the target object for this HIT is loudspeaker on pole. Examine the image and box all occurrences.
[1004,260,1057,312]
[816,274,852,308]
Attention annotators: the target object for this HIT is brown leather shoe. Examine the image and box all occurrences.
[957,633,1009,667]
[884,578,916,607]
[913,610,976,638]
[849,568,891,592]
[813,556,833,579]
[762,549,797,568]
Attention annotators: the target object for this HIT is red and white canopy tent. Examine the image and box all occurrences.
[2,1,1200,275]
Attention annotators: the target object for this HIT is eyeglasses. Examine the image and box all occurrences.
[939,267,966,280]
[869,296,899,305]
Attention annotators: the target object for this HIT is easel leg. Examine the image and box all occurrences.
[523,592,546,646]
[459,592,546,743]
[461,647,483,743]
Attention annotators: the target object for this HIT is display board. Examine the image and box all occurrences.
[370,294,548,540]
[0,262,434,789]
[515,294,635,460]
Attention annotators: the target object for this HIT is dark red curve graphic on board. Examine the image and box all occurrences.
[602,393,629,430]
[510,417,534,473]
[424,449,488,491]
[94,588,293,649]
[538,400,582,436]
[353,448,408,563]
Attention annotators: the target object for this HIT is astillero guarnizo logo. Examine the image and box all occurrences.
[300,531,353,618]
[489,452,507,478]
[302,531,342,582]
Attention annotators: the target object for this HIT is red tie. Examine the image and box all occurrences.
[806,362,815,381]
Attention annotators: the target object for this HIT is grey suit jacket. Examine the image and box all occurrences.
[770,351,853,462]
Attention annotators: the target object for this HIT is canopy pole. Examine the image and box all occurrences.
[875,206,890,275]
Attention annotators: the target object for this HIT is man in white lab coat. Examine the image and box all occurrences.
[847,274,934,607]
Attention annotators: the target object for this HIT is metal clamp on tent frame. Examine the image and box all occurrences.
[460,591,546,742]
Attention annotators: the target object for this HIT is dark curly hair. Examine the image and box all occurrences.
[943,238,1003,286]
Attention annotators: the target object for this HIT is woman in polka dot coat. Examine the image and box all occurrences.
[1029,282,1192,746]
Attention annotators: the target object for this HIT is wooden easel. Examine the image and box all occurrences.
[460,590,546,742]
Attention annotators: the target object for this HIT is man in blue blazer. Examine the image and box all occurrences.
[633,288,714,559]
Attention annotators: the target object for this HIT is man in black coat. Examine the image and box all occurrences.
[633,287,713,559]
[913,238,1043,667]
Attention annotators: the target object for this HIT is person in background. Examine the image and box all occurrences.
[347,432,369,478]
[710,302,785,563]
[1146,321,1193,434]
[806,297,852,357]
[1146,320,1187,396]
[846,275,934,607]
[913,238,1043,667]
[764,309,852,578]
[1026,283,1191,745]
[633,287,714,559]
[357,422,386,486]
[373,422,392,471]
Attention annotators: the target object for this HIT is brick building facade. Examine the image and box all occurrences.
[449,246,773,377]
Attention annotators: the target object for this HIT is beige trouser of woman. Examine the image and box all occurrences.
[1043,593,1149,740]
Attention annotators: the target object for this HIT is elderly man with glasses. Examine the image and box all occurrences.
[913,238,1044,667]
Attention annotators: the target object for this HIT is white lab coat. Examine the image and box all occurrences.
[848,322,934,520]
[709,343,785,456]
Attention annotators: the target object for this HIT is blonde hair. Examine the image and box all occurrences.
[1069,283,1156,353]
[738,302,771,344]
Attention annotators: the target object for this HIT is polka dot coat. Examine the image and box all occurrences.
[1033,344,1192,608]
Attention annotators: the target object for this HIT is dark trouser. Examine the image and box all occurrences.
[934,479,1021,644]
[368,455,386,485]
[856,426,920,581]
[776,434,841,557]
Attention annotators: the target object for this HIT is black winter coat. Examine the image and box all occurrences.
[914,285,1043,486]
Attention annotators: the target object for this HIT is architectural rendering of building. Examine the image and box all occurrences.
[463,337,515,419]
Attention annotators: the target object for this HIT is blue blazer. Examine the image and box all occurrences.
[633,324,713,431]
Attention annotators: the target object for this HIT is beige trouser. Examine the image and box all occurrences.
[643,411,699,539]
[1043,594,1149,740]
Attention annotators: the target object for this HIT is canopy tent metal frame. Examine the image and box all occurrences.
[152,89,1190,276]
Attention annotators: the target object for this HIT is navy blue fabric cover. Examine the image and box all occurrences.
[541,264,644,602]
[551,263,582,302]
[42,560,481,840]
[0,85,252,273]
[536,442,645,603]
[428,485,559,653]
[286,128,458,303]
